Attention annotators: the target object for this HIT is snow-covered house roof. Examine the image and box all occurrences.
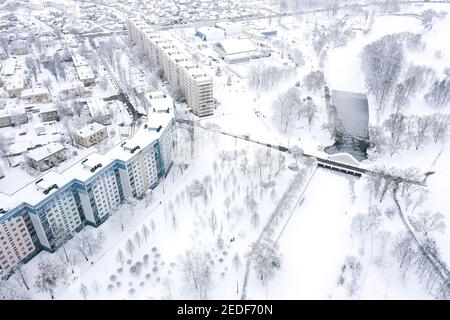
[86,96,109,117]
[72,54,89,67]
[21,87,49,98]
[76,122,106,139]
[26,143,66,162]
[76,65,95,81]
[1,58,17,76]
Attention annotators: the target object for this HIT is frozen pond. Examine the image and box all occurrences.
[324,90,370,162]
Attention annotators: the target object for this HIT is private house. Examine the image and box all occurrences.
[87,97,112,125]
[58,81,85,98]
[10,40,29,55]
[76,65,95,86]
[21,87,50,103]
[39,106,60,122]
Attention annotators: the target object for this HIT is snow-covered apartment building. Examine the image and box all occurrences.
[0,92,176,273]
[127,16,214,117]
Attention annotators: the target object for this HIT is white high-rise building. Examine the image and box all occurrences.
[0,91,176,273]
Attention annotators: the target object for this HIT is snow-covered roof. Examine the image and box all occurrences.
[26,143,66,162]
[76,122,106,139]
[72,54,89,67]
[39,105,58,113]
[143,90,174,111]
[107,104,173,162]
[59,81,84,92]
[87,96,109,117]
[196,26,224,38]
[1,58,17,76]
[5,71,24,91]
[217,38,256,55]
[21,87,49,98]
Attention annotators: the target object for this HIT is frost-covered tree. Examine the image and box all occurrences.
[0,279,30,300]
[142,225,150,242]
[424,78,450,110]
[34,259,66,299]
[290,48,305,67]
[303,70,325,93]
[134,231,143,249]
[12,262,30,291]
[125,239,136,258]
[361,34,404,112]
[412,115,432,150]
[383,113,406,156]
[116,249,125,268]
[304,97,318,129]
[79,283,89,300]
[0,134,12,167]
[430,113,450,143]
[251,238,282,287]
[180,250,213,300]
[409,211,445,238]
[209,210,218,236]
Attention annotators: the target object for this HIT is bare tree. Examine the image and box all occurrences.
[430,113,450,143]
[303,70,325,93]
[361,34,404,112]
[116,249,125,268]
[79,283,89,300]
[12,263,30,291]
[180,249,214,300]
[125,239,136,258]
[304,97,318,129]
[251,237,282,287]
[413,115,431,150]
[409,211,446,238]
[233,253,241,272]
[34,259,66,299]
[134,231,143,249]
[209,210,218,236]
[142,225,150,242]
[0,134,12,167]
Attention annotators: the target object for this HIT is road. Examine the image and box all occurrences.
[90,38,145,135]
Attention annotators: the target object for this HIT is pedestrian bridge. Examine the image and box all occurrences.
[315,153,366,177]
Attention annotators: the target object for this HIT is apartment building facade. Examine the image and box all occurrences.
[127,16,214,117]
[0,99,175,273]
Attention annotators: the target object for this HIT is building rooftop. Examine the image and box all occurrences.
[76,122,106,139]
[217,38,256,55]
[26,142,66,162]
[76,65,95,81]
[1,58,17,76]
[21,87,49,98]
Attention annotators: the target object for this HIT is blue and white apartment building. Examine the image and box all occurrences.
[0,91,176,273]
